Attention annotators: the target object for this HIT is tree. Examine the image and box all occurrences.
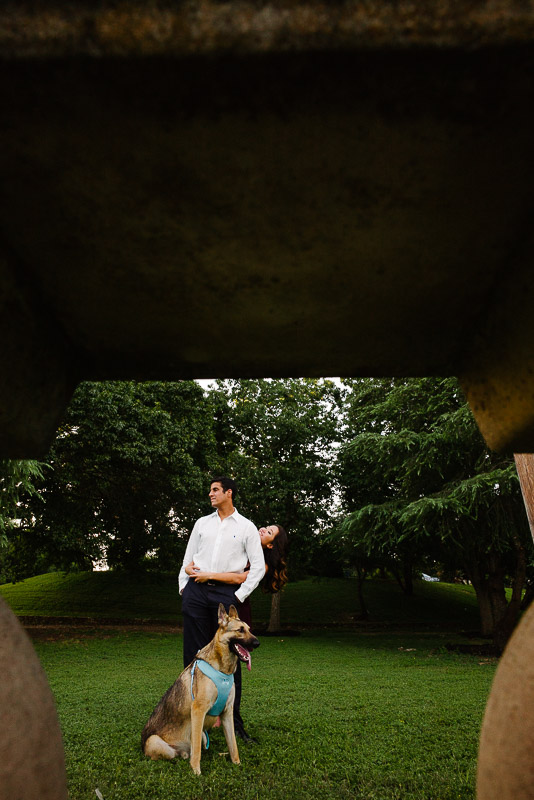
[208,378,343,630]
[0,459,44,546]
[0,460,47,581]
[20,381,216,575]
[337,378,532,649]
[209,378,343,573]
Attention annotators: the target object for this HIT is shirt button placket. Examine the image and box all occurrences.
[210,517,225,571]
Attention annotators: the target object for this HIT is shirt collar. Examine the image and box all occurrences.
[215,508,239,523]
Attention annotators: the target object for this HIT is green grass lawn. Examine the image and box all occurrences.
[34,627,495,800]
[5,574,492,798]
[0,570,482,630]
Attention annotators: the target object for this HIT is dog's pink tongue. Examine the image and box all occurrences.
[236,644,252,671]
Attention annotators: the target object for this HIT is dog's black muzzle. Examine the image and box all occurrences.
[232,636,260,653]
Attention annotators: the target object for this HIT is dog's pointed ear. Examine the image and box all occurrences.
[218,603,229,627]
[228,605,239,619]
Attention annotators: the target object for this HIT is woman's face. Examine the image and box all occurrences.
[259,525,279,549]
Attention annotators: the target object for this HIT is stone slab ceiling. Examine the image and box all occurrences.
[2,1,534,454]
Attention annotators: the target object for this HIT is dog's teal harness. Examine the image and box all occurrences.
[190,659,234,717]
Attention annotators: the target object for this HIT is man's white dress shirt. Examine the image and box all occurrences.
[178,508,265,603]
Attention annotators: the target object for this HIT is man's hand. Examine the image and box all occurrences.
[192,571,213,583]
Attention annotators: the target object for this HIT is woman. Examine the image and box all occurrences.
[184,523,288,741]
[185,523,289,605]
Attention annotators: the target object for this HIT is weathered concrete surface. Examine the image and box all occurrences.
[477,599,534,799]
[0,596,67,800]
[0,255,78,454]
[4,6,534,800]
[1,1,534,458]
[2,1,534,57]
[461,243,534,452]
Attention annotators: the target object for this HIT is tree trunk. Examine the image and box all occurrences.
[390,564,404,593]
[474,590,496,636]
[390,554,414,596]
[468,551,525,650]
[355,564,369,620]
[482,451,534,648]
[469,560,506,637]
[403,558,414,597]
[267,592,281,633]
[493,535,527,652]
[470,562,496,636]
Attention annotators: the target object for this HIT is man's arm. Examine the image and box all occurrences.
[234,524,266,603]
[189,567,249,585]
[178,520,201,594]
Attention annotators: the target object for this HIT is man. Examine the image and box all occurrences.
[179,476,265,742]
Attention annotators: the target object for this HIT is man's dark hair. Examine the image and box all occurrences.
[210,476,238,502]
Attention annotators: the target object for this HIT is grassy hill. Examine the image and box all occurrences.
[0,570,481,630]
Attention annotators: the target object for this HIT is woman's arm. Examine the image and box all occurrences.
[192,570,249,585]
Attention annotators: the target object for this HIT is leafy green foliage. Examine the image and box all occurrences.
[0,459,45,547]
[34,628,494,800]
[4,373,531,649]
[15,382,216,576]
[336,378,532,642]
[1,378,347,580]
[209,379,344,573]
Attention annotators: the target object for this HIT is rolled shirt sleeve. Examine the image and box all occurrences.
[178,519,201,594]
[234,521,266,603]
[178,510,265,601]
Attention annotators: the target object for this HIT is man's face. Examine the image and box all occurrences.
[209,482,231,508]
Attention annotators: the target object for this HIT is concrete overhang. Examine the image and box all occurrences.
[2,1,534,455]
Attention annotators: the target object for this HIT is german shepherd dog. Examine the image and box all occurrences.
[141,603,259,775]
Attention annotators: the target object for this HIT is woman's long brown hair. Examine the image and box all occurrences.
[262,524,288,594]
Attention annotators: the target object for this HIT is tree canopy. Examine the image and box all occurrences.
[336,377,531,646]
[8,381,216,577]
[2,378,345,581]
[0,460,44,546]
[2,375,532,647]
[208,378,344,575]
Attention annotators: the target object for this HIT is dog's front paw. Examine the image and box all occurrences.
[189,758,200,775]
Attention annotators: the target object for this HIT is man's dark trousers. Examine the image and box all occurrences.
[181,579,246,734]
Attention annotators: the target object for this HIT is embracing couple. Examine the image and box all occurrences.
[178,476,288,743]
